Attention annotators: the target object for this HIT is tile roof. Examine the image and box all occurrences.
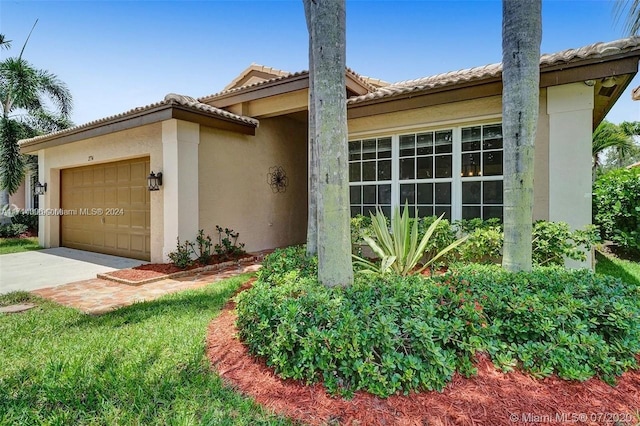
[199,66,382,102]
[633,86,640,100]
[19,93,258,146]
[199,70,309,102]
[222,63,292,91]
[348,37,640,105]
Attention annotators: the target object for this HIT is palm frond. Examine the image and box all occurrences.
[0,117,26,194]
[614,0,640,36]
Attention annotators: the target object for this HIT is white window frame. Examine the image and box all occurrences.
[348,121,503,221]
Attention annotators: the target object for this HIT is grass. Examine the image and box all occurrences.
[595,250,640,287]
[0,274,293,425]
[0,237,41,255]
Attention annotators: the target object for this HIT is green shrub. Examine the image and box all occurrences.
[258,245,318,284]
[0,223,28,238]
[593,167,640,255]
[237,271,488,397]
[11,210,38,232]
[168,238,193,269]
[453,217,502,234]
[214,225,246,260]
[416,216,457,262]
[532,221,599,266]
[190,229,213,264]
[353,206,467,276]
[458,226,503,264]
[350,214,373,250]
[237,252,640,397]
[446,264,640,383]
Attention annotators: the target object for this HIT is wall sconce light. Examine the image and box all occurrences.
[147,171,162,191]
[34,182,47,196]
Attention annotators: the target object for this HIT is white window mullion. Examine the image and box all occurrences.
[391,134,399,213]
[452,127,462,221]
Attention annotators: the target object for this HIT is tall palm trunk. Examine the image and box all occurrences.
[303,0,318,256]
[303,0,353,287]
[501,0,542,272]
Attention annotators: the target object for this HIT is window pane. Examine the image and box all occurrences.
[417,183,433,204]
[435,131,452,153]
[363,186,376,204]
[416,157,433,179]
[462,181,481,204]
[378,137,392,159]
[349,163,361,182]
[483,180,503,204]
[362,139,376,160]
[483,125,503,150]
[483,206,503,221]
[435,182,451,204]
[461,153,481,177]
[380,205,391,218]
[378,184,391,204]
[400,134,415,157]
[350,186,361,204]
[483,151,503,176]
[417,132,433,155]
[435,155,452,178]
[349,140,361,161]
[363,205,377,217]
[400,183,415,204]
[462,126,481,151]
[435,206,451,220]
[400,158,415,180]
[417,205,433,218]
[378,160,392,181]
[362,161,376,181]
[351,206,361,217]
[462,206,481,220]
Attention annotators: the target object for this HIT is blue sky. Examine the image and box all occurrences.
[1,0,639,126]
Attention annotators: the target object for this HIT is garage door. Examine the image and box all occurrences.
[61,158,151,260]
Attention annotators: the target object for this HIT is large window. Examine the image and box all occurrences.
[348,123,503,221]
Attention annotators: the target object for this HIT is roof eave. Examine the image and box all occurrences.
[20,103,257,153]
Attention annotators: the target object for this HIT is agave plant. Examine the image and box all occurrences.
[352,205,467,276]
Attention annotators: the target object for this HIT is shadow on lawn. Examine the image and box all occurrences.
[595,252,640,287]
[71,275,251,328]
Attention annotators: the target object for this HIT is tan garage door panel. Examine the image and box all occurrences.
[61,158,151,260]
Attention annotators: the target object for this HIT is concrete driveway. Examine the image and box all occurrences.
[0,248,147,294]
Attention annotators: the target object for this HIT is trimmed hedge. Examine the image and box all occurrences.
[236,248,640,397]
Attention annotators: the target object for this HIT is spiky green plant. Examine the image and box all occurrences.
[352,204,467,276]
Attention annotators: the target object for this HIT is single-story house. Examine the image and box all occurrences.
[19,37,640,267]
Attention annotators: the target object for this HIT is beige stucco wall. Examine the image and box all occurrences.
[35,123,164,262]
[547,83,594,268]
[198,116,308,253]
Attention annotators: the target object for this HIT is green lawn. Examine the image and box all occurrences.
[595,251,640,287]
[0,275,293,425]
[0,237,41,255]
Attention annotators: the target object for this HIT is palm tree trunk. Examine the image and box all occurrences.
[303,0,318,256]
[303,0,353,287]
[501,0,541,272]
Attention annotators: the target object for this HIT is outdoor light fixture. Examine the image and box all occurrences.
[147,171,162,191]
[34,181,47,196]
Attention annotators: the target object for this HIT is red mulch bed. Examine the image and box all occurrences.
[106,253,253,282]
[206,279,640,426]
